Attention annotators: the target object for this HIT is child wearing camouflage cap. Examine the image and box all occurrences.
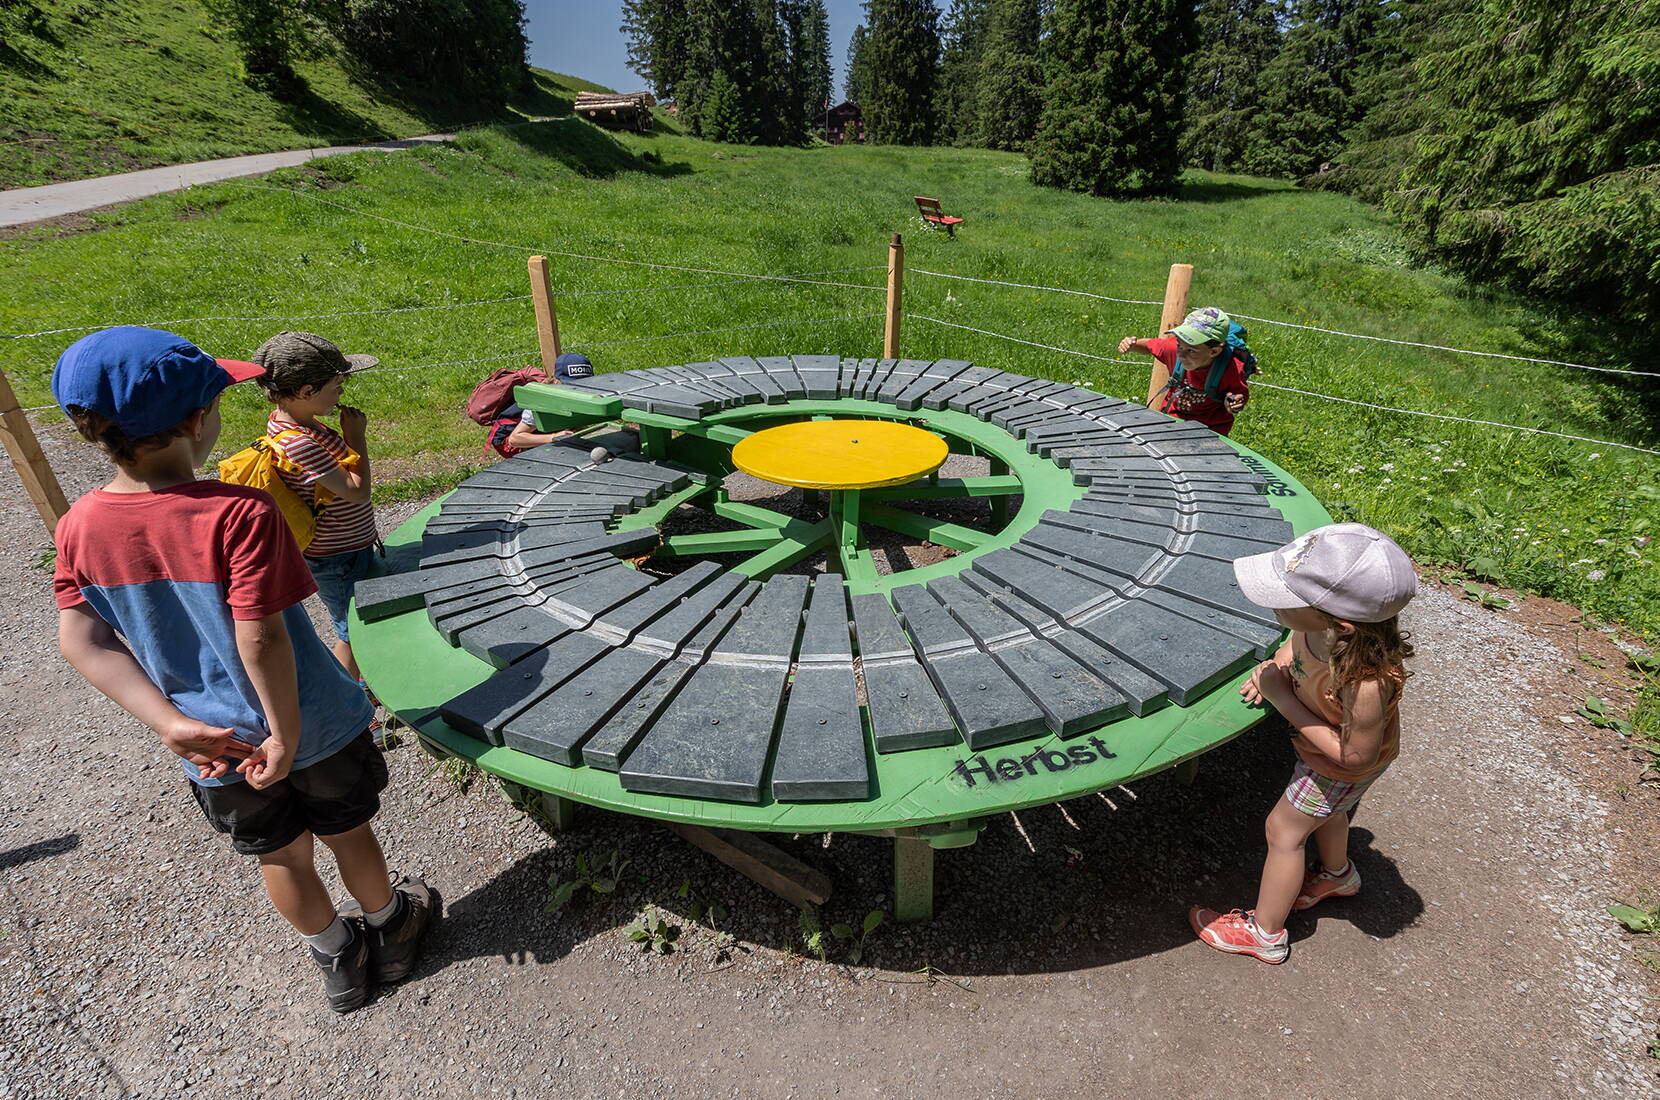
[1118,306,1253,435]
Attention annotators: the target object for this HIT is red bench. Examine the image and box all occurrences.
[914,196,964,237]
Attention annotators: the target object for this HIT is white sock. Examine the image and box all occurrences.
[302,916,352,956]
[364,892,402,928]
[1323,860,1353,878]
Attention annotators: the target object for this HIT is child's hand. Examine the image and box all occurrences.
[337,404,368,438]
[1117,337,1141,355]
[1224,392,1246,412]
[238,736,295,790]
[1239,661,1271,706]
[160,719,257,780]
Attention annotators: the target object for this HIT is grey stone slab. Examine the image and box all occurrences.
[1072,598,1258,704]
[421,523,605,569]
[1138,587,1281,657]
[837,357,870,397]
[989,638,1130,736]
[354,556,506,620]
[1044,509,1178,551]
[429,560,606,644]
[919,379,975,411]
[771,664,869,801]
[514,528,660,571]
[588,561,721,645]
[755,355,806,399]
[674,362,761,406]
[850,357,893,399]
[873,359,934,404]
[712,574,810,662]
[1045,628,1171,717]
[1148,554,1282,630]
[796,576,852,661]
[986,398,1065,432]
[634,573,755,657]
[1188,511,1295,543]
[1020,517,1166,577]
[618,662,791,802]
[890,358,974,411]
[850,593,959,752]
[619,387,719,420]
[565,371,651,395]
[1044,444,1153,468]
[1098,407,1184,431]
[969,547,1118,624]
[791,354,842,400]
[454,603,577,669]
[1016,416,1109,442]
[503,646,665,765]
[894,585,1050,750]
[562,427,640,456]
[720,356,790,404]
[579,659,701,771]
[511,522,609,555]
[457,468,562,491]
[539,565,657,629]
[501,446,588,471]
[437,647,571,745]
[1144,437,1237,457]
[421,526,509,565]
[923,576,1030,648]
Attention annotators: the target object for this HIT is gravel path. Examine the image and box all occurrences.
[2,425,1656,1098]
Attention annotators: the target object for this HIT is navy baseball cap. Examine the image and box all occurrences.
[53,326,264,438]
[554,352,593,382]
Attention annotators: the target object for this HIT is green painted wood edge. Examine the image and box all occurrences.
[515,381,620,420]
[351,441,1330,835]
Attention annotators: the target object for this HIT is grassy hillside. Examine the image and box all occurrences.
[1,119,1655,638]
[0,0,603,187]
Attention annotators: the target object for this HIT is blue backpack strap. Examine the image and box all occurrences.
[1204,322,1256,394]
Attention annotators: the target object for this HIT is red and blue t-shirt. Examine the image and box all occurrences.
[1146,336,1252,435]
[53,481,373,786]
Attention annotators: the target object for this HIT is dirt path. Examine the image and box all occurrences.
[2,426,1656,1098]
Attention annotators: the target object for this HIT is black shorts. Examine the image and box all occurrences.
[189,731,388,856]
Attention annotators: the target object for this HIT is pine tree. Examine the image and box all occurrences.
[937,0,988,147]
[973,0,1042,151]
[861,0,942,145]
[746,0,793,144]
[621,0,692,101]
[782,0,832,140]
[844,24,871,104]
[1181,0,1282,172]
[1242,0,1386,179]
[1029,0,1195,196]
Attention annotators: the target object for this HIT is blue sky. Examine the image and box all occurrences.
[524,1,881,100]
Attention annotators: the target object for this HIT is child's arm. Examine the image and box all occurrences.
[1257,665,1388,772]
[1117,337,1155,356]
[58,605,255,779]
[308,405,373,503]
[507,423,569,451]
[233,612,303,790]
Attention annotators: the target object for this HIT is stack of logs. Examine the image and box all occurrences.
[574,91,656,133]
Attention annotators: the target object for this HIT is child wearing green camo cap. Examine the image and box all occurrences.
[1118,306,1254,435]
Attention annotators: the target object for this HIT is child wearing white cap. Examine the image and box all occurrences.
[1189,522,1418,963]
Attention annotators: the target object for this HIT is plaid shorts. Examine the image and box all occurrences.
[1284,760,1383,818]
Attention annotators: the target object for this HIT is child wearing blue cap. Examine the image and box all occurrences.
[50,326,434,1014]
[502,352,594,453]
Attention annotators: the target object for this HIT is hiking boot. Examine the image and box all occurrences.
[1188,906,1289,964]
[309,916,371,1013]
[340,874,436,983]
[1294,861,1361,911]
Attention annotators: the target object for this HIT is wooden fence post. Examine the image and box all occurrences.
[884,233,904,359]
[527,255,561,371]
[0,366,70,535]
[1146,262,1194,407]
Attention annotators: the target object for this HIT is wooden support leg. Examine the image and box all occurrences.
[545,793,577,831]
[665,823,832,909]
[893,836,934,922]
[1174,758,1201,786]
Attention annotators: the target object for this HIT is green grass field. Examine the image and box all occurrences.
[1,117,1655,638]
[0,0,600,187]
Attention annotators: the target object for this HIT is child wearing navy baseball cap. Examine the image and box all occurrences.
[51,326,433,1014]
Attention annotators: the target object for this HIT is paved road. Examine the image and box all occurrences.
[0,134,457,227]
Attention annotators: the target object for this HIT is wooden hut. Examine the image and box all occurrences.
[823,102,864,145]
[575,91,656,133]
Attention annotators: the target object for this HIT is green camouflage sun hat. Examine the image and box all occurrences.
[1167,306,1231,345]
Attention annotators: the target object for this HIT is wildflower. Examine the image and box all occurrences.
[1380,463,1395,471]
[1332,483,1342,490]
[1593,538,1609,545]
[1589,453,1601,459]
[1587,570,1607,581]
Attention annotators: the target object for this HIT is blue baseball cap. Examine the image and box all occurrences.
[554,352,593,382]
[53,326,264,438]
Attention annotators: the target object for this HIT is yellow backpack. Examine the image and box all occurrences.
[217,430,332,551]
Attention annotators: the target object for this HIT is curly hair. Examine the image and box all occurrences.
[65,405,188,465]
[1329,615,1414,703]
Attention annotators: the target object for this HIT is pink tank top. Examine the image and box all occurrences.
[1280,631,1401,782]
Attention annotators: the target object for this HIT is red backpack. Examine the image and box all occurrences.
[466,366,549,425]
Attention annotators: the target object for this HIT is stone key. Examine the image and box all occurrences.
[772,577,870,801]
[619,575,811,802]
[850,592,958,753]
[892,584,1049,750]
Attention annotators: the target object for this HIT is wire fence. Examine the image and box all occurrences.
[5,182,1654,454]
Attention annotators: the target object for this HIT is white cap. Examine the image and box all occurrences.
[1233,523,1417,623]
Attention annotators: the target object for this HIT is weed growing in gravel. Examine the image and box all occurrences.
[798,907,829,963]
[674,879,735,957]
[30,548,54,571]
[830,909,886,966]
[429,756,480,793]
[1609,891,1658,935]
[545,848,629,913]
[624,905,678,954]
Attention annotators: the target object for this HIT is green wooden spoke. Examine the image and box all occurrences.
[732,518,834,578]
[711,499,797,530]
[859,475,1023,502]
[859,502,991,552]
[661,528,788,555]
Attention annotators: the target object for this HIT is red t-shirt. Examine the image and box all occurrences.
[1146,336,1251,435]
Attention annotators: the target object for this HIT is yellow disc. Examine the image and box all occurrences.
[730,419,949,490]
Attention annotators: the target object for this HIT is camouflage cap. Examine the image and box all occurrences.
[1167,307,1231,346]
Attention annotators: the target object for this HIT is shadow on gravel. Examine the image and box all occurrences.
[0,832,79,870]
[424,726,1424,980]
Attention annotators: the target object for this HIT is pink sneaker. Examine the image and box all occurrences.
[1294,862,1361,911]
[1189,906,1289,964]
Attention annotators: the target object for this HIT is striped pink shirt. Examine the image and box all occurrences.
[266,413,378,558]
